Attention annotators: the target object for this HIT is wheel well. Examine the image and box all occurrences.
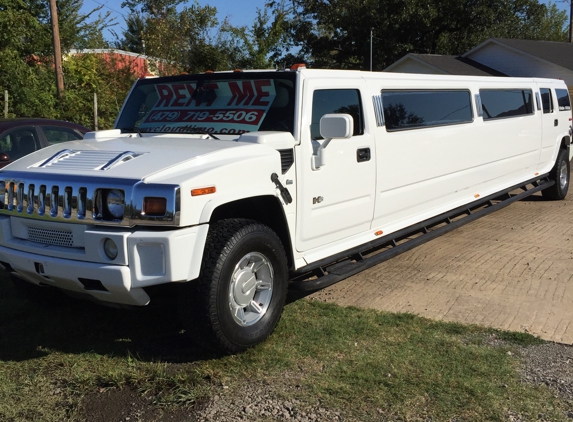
[561,136,571,150]
[209,196,294,269]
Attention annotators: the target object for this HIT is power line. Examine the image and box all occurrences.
[86,0,128,19]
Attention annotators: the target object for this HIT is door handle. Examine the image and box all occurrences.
[357,148,371,162]
[554,119,558,127]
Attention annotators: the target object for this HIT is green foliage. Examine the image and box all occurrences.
[0,1,134,128]
[218,7,290,69]
[0,49,57,118]
[0,51,136,129]
[271,0,569,70]
[0,0,111,55]
[118,0,221,73]
[59,54,138,129]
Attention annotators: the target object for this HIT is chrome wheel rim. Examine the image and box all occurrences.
[228,252,274,326]
[559,160,569,191]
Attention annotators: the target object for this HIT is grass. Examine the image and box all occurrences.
[0,273,566,421]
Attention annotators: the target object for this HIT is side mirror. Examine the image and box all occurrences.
[312,114,353,170]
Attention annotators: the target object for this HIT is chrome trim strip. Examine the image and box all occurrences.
[101,151,139,171]
[372,95,384,127]
[40,149,74,167]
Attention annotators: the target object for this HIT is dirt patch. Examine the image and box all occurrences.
[76,387,197,422]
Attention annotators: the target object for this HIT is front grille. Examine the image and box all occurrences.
[28,226,74,247]
[0,178,126,225]
[0,172,180,227]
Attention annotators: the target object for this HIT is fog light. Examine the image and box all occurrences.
[103,238,118,260]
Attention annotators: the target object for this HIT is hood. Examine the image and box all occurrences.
[0,133,272,181]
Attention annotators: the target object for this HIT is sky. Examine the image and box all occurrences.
[80,0,269,41]
[81,0,570,43]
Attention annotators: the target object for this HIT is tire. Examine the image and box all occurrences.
[542,148,570,200]
[178,219,288,354]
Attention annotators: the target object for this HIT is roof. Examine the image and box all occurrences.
[463,38,573,71]
[385,54,506,76]
[0,118,89,132]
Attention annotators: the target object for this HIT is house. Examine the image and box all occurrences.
[384,54,505,76]
[68,49,176,77]
[385,38,573,98]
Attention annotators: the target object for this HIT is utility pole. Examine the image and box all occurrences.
[370,28,373,71]
[49,0,64,97]
[569,0,572,43]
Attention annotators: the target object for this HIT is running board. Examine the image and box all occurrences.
[289,175,553,292]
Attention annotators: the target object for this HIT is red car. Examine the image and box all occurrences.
[0,118,90,169]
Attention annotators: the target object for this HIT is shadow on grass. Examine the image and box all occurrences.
[0,272,222,363]
[0,272,318,364]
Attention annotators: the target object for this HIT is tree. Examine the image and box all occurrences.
[118,0,220,72]
[271,0,569,70]
[0,1,130,126]
[218,7,290,69]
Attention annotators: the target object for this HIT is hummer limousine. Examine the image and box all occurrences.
[0,65,571,352]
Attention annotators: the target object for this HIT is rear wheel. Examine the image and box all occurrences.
[178,219,288,353]
[542,148,570,200]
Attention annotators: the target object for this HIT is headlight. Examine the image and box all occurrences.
[94,189,125,221]
[106,189,125,219]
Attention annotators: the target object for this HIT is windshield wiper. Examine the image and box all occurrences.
[119,127,145,137]
[172,127,220,140]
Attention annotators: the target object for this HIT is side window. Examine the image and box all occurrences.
[311,89,364,140]
[381,90,472,131]
[0,127,39,159]
[41,126,84,144]
[556,89,572,111]
[479,89,534,120]
[540,88,553,113]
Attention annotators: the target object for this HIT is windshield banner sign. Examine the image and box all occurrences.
[138,80,276,134]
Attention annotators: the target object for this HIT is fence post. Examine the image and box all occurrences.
[93,92,98,131]
[4,90,7,118]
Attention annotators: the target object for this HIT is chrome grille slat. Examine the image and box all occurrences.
[0,180,112,224]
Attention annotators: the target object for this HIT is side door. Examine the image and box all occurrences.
[296,79,376,253]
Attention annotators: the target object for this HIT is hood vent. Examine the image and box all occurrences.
[38,149,142,171]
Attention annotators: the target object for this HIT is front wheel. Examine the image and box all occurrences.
[542,148,570,200]
[178,219,288,353]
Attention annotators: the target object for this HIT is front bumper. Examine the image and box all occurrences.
[0,215,208,306]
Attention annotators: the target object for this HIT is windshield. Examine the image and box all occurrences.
[115,72,296,136]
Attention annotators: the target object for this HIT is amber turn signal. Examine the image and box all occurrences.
[191,186,216,196]
[143,197,167,216]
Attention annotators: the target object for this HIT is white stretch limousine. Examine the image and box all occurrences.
[0,66,571,352]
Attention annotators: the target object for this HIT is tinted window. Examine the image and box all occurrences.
[381,90,472,131]
[479,89,534,120]
[41,126,84,144]
[311,89,364,139]
[0,127,39,160]
[556,89,571,111]
[540,88,553,113]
